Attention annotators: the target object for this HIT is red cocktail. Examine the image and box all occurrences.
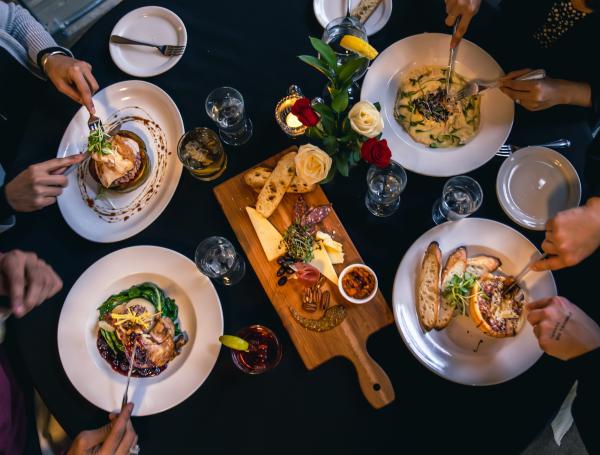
[231,325,282,374]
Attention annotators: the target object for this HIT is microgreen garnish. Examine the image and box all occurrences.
[442,272,478,316]
[283,223,314,263]
[87,128,114,155]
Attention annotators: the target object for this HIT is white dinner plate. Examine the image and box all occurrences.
[392,218,556,385]
[57,80,184,243]
[58,246,223,416]
[109,6,187,77]
[313,0,392,36]
[361,33,514,177]
[496,146,581,231]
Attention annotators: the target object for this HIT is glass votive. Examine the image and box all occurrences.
[275,85,307,137]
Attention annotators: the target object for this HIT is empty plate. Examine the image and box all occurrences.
[109,6,187,77]
[313,0,392,36]
[496,146,581,231]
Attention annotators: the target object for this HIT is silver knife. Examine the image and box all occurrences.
[445,17,461,98]
[502,253,548,296]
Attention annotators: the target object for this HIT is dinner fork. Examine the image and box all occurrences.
[455,69,546,101]
[122,343,137,408]
[110,35,186,57]
[496,139,571,157]
[502,253,548,296]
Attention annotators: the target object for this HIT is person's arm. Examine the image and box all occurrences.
[570,349,600,455]
[0,188,15,234]
[0,2,72,70]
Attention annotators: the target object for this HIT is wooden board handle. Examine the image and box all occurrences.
[347,342,395,409]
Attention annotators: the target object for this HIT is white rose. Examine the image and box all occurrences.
[295,144,332,185]
[348,101,383,138]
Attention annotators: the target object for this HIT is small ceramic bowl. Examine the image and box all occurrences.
[338,264,378,304]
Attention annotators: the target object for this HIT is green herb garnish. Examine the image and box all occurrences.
[283,223,314,263]
[87,128,114,155]
[442,272,478,316]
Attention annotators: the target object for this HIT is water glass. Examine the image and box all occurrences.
[432,176,483,225]
[177,127,227,181]
[195,236,246,286]
[205,87,253,146]
[365,161,408,217]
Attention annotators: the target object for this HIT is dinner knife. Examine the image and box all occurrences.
[502,253,548,296]
[445,16,461,98]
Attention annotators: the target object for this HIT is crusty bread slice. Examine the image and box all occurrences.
[244,166,315,194]
[466,255,502,278]
[416,242,442,331]
[255,152,296,218]
[436,247,467,330]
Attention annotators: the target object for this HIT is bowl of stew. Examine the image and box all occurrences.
[338,264,378,304]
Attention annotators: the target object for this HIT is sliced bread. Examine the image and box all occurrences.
[416,241,442,331]
[436,247,467,330]
[466,255,502,278]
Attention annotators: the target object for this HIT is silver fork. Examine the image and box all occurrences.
[456,69,546,101]
[110,35,186,57]
[496,139,571,157]
[122,343,137,408]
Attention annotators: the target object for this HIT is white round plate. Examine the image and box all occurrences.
[361,33,514,177]
[57,80,184,243]
[58,246,223,416]
[313,0,392,36]
[109,6,187,77]
[497,146,581,231]
[392,218,556,385]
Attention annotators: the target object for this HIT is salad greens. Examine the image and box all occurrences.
[442,272,478,316]
[87,128,114,156]
[97,282,181,354]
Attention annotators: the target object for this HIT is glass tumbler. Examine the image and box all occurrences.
[195,236,246,286]
[177,127,227,181]
[432,175,483,225]
[365,161,408,217]
[230,325,282,375]
[205,87,253,146]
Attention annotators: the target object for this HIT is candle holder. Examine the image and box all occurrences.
[275,85,307,138]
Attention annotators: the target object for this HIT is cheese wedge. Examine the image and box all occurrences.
[310,241,338,285]
[316,231,345,264]
[246,207,286,261]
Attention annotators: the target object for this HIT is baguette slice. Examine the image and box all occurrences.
[244,167,315,194]
[466,255,502,278]
[416,242,442,331]
[436,246,467,330]
[255,152,296,218]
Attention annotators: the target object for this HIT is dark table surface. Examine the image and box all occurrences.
[3,1,599,453]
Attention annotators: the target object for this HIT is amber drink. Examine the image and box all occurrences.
[231,325,282,374]
[177,127,227,181]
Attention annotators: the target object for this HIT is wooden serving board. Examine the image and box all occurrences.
[214,146,395,409]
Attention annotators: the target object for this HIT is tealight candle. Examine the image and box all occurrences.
[285,112,303,129]
[275,85,307,138]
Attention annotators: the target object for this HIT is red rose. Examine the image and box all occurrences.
[361,138,391,168]
[291,97,319,127]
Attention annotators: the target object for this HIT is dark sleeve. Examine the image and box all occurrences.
[571,348,600,455]
[0,187,14,220]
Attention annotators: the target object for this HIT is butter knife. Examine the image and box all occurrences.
[502,253,548,296]
[445,17,461,98]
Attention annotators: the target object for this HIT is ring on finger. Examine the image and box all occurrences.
[130,444,140,455]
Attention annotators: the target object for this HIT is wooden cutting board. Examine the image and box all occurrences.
[214,146,395,409]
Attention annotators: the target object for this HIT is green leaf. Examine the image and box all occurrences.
[311,103,335,122]
[309,37,337,72]
[335,155,350,177]
[298,55,334,82]
[352,145,361,162]
[323,135,339,156]
[331,90,349,113]
[306,127,325,141]
[337,57,368,86]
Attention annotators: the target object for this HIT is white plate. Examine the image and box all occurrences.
[497,147,581,231]
[109,6,187,77]
[58,246,223,416]
[361,33,514,177]
[313,0,392,36]
[392,218,557,385]
[57,80,184,243]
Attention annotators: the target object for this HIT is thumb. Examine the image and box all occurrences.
[531,256,564,272]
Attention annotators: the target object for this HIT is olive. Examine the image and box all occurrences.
[277,276,288,286]
[276,267,286,277]
[276,257,286,265]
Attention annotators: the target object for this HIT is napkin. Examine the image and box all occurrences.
[551,381,578,446]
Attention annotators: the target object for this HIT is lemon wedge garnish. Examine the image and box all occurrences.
[340,35,378,60]
[219,335,249,352]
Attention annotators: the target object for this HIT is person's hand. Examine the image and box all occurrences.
[4,154,86,213]
[44,54,99,114]
[444,0,482,47]
[0,250,62,318]
[527,297,600,360]
[533,197,600,271]
[500,68,593,111]
[68,404,138,455]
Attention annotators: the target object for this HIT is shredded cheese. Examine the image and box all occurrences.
[111,308,153,330]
